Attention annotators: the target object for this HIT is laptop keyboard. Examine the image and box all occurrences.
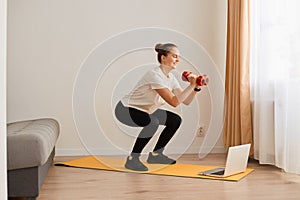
[211,170,225,175]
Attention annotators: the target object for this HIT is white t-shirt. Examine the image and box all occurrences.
[121,67,182,114]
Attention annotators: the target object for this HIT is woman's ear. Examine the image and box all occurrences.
[161,55,166,63]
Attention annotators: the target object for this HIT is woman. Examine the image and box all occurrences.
[115,43,201,171]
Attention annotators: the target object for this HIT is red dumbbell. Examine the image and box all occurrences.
[182,71,209,86]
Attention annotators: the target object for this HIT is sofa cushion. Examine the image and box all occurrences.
[7,118,59,170]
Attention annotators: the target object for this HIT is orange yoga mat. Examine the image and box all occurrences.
[55,156,254,182]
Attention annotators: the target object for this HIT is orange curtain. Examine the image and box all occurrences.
[223,0,253,155]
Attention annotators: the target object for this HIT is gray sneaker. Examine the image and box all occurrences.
[125,156,148,171]
[147,152,176,164]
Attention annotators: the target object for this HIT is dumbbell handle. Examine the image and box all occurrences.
[182,71,209,86]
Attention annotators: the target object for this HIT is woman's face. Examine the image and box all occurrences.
[161,47,180,69]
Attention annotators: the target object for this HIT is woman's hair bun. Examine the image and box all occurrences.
[155,43,163,52]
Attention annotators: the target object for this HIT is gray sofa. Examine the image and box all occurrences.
[7,118,60,200]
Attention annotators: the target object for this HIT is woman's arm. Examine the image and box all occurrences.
[155,74,198,107]
[155,85,194,107]
[172,87,199,105]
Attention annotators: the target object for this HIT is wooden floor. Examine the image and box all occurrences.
[34,154,300,200]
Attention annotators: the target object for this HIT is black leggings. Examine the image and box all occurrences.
[115,101,182,154]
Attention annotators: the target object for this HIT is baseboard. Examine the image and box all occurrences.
[55,146,226,156]
[185,145,226,154]
[55,148,125,156]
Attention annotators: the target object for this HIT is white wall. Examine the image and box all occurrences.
[7,0,227,156]
[0,0,7,198]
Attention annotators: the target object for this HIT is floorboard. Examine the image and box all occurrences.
[15,154,300,200]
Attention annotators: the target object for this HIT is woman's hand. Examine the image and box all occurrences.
[187,73,198,87]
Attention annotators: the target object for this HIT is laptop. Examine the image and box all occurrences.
[198,144,251,178]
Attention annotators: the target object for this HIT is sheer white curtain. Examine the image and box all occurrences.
[251,0,300,174]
